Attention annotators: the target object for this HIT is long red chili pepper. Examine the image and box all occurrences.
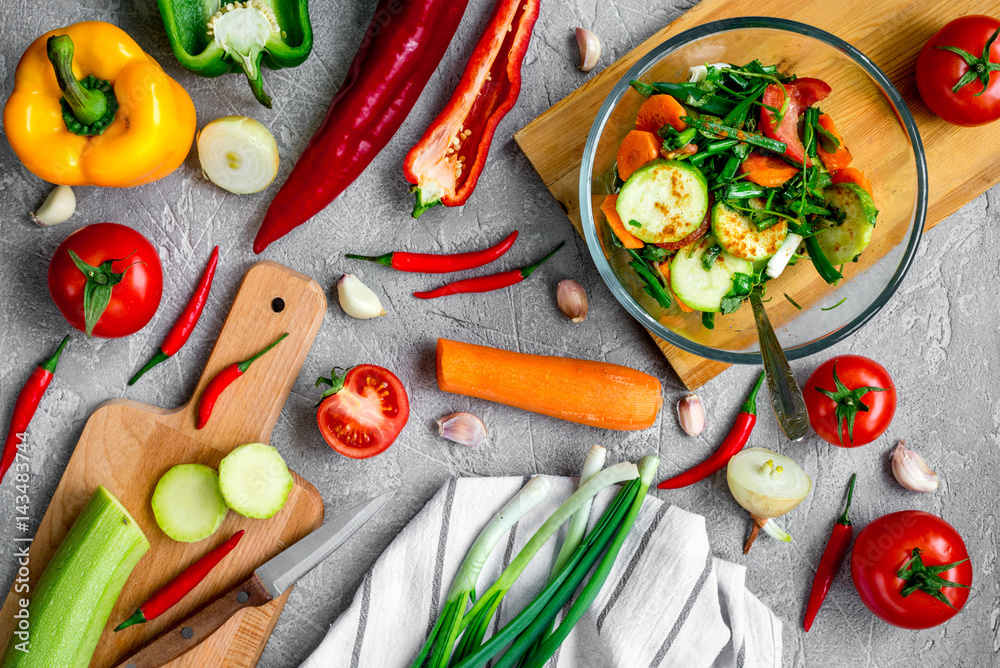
[196,333,288,429]
[0,335,69,484]
[129,246,220,386]
[404,0,540,216]
[346,230,518,273]
[657,371,765,489]
[114,529,245,631]
[413,242,563,299]
[252,0,471,254]
[803,473,857,632]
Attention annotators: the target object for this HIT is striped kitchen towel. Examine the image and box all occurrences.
[300,476,782,668]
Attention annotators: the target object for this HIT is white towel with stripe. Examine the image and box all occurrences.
[300,476,782,668]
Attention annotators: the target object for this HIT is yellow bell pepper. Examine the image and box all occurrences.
[4,22,196,187]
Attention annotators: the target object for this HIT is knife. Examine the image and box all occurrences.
[114,491,395,668]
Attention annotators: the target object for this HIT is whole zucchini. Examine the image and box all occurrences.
[1,485,149,668]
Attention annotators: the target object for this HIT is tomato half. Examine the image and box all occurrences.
[804,355,896,447]
[315,365,410,459]
[852,511,972,629]
[48,222,163,338]
[760,77,831,165]
[916,15,1000,126]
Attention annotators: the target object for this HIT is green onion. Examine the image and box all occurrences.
[682,115,787,154]
[784,294,802,310]
[450,462,640,660]
[518,457,660,668]
[804,236,843,285]
[551,445,606,579]
[822,297,847,311]
[410,476,553,668]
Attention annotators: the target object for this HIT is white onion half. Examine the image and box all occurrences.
[197,116,279,194]
[727,447,812,552]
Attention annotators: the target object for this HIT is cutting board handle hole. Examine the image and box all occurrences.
[271,297,285,313]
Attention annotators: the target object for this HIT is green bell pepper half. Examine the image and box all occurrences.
[156,0,313,108]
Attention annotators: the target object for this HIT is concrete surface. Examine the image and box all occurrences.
[0,0,996,666]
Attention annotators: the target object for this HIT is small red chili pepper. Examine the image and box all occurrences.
[196,333,288,429]
[403,0,540,216]
[803,473,857,632]
[1,335,70,484]
[114,529,245,631]
[129,246,220,386]
[346,230,518,274]
[657,371,765,489]
[413,242,563,299]
[252,0,471,253]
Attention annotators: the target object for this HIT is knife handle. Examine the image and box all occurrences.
[112,573,273,668]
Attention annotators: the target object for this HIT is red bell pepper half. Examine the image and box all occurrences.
[403,0,540,217]
[759,77,831,166]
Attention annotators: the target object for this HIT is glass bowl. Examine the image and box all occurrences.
[580,17,927,364]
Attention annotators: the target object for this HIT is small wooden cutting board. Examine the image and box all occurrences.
[0,261,327,668]
[515,0,1000,389]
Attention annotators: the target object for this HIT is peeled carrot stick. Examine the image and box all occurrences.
[831,167,872,196]
[739,152,799,187]
[635,94,687,134]
[436,338,663,431]
[616,130,660,180]
[601,194,644,249]
[816,113,852,172]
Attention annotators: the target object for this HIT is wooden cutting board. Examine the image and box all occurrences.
[515,0,1000,390]
[0,261,327,668]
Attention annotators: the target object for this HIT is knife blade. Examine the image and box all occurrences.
[256,490,394,598]
[114,491,394,668]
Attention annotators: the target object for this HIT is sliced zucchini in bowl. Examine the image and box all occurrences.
[670,235,753,312]
[711,199,788,261]
[812,183,877,265]
[615,160,709,244]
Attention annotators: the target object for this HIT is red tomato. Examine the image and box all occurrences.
[760,78,831,165]
[852,511,972,629]
[916,15,1000,126]
[48,223,163,338]
[804,355,896,447]
[315,365,410,459]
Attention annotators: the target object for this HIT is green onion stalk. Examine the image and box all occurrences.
[452,462,640,660]
[452,456,661,668]
[409,476,552,668]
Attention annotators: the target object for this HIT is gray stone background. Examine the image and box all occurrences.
[0,0,996,666]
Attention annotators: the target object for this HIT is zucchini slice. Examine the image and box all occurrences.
[219,443,293,519]
[151,463,228,543]
[711,199,788,261]
[0,486,148,668]
[670,235,753,312]
[813,183,877,265]
[615,160,709,244]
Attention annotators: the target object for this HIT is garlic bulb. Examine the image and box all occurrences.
[31,185,76,227]
[891,440,939,493]
[557,279,588,323]
[575,28,601,72]
[337,274,387,319]
[676,394,705,436]
[437,412,487,447]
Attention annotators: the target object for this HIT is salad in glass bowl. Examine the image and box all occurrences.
[602,60,877,330]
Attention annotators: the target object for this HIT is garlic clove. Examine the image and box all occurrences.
[575,28,601,73]
[31,185,76,227]
[676,393,705,437]
[437,412,488,447]
[891,439,939,493]
[337,274,387,319]
[557,279,588,323]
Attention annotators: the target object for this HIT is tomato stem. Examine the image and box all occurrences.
[813,362,888,446]
[936,26,1000,96]
[896,547,971,608]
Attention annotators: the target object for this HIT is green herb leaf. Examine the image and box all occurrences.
[701,244,723,271]
[821,297,847,311]
[784,294,802,310]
